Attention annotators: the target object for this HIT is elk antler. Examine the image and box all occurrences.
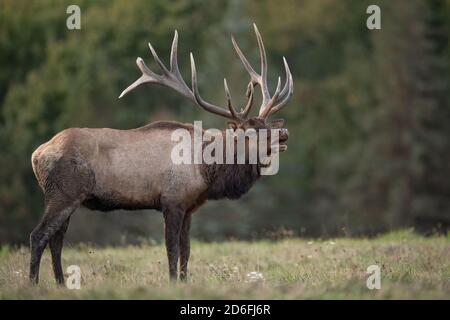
[231,23,294,119]
[119,25,292,122]
[119,30,252,122]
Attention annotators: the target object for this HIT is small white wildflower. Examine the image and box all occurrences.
[245,271,265,283]
[329,241,336,245]
[307,241,314,245]
[14,269,23,275]
[307,255,313,259]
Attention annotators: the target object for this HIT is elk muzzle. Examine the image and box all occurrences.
[278,128,289,152]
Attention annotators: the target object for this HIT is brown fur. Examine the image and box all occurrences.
[201,163,260,200]
[30,118,288,284]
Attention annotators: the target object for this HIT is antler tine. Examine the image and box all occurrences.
[231,36,259,84]
[190,53,236,119]
[223,78,240,119]
[148,42,169,75]
[241,82,254,118]
[169,30,184,81]
[118,57,156,99]
[268,57,294,116]
[259,76,282,118]
[253,23,270,105]
[278,57,291,100]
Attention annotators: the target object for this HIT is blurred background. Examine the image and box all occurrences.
[0,0,449,245]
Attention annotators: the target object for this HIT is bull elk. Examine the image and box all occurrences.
[30,24,293,284]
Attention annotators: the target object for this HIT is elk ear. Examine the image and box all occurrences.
[227,121,238,131]
[269,119,285,128]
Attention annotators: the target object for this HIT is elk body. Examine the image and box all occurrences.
[29,24,293,284]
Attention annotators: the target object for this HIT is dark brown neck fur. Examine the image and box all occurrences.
[200,130,261,200]
[201,162,260,200]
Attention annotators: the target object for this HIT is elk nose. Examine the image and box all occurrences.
[280,128,289,141]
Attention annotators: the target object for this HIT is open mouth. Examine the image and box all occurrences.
[279,144,288,152]
[278,135,288,152]
[279,128,289,152]
[269,129,289,153]
[271,138,288,152]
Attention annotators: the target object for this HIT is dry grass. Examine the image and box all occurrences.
[0,230,449,299]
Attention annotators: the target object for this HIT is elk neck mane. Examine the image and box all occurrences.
[200,130,261,200]
[201,161,260,200]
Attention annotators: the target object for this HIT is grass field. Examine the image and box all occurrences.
[0,230,448,299]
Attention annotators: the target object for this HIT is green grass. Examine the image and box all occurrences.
[0,230,448,299]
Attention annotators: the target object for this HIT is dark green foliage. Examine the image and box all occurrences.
[0,0,448,244]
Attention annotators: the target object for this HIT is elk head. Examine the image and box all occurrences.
[120,23,293,163]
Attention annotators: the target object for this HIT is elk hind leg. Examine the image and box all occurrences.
[49,217,71,285]
[30,198,79,285]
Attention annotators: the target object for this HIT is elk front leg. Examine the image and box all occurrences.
[163,205,185,281]
[179,213,192,281]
